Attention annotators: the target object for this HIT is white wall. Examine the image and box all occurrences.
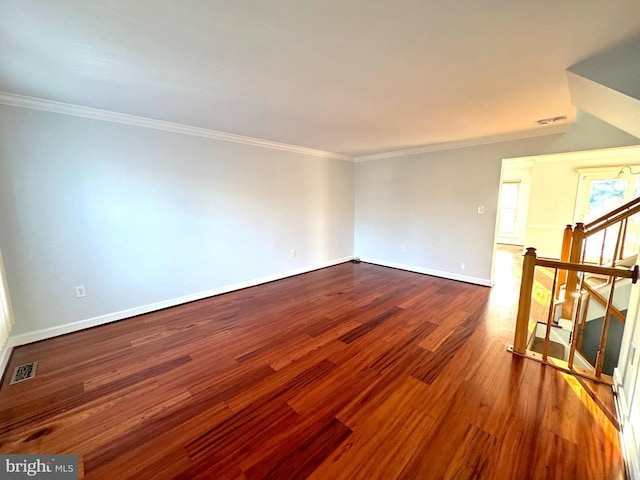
[1,107,636,336]
[354,111,639,286]
[0,105,355,339]
[568,40,640,105]
[616,280,640,480]
[354,147,501,285]
[523,160,577,257]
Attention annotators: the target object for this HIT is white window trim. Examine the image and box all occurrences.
[574,166,640,224]
[498,179,522,239]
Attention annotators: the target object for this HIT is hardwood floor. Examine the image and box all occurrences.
[0,249,625,479]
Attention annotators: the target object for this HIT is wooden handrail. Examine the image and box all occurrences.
[584,195,640,232]
[561,192,640,321]
[516,197,640,384]
[584,202,640,237]
[535,258,639,282]
[510,247,635,385]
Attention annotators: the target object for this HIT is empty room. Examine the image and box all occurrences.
[1,1,640,479]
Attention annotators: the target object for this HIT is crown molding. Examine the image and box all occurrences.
[504,144,640,165]
[503,159,535,169]
[354,123,575,162]
[0,92,354,162]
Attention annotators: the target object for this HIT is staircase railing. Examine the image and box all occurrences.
[509,247,638,384]
[562,196,640,318]
[585,196,640,235]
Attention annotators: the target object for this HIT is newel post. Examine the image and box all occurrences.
[556,224,573,299]
[562,222,585,319]
[514,247,537,354]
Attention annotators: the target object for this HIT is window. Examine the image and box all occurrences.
[583,178,629,222]
[576,167,640,262]
[498,181,520,236]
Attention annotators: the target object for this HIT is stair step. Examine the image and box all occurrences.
[530,337,565,359]
[557,318,573,330]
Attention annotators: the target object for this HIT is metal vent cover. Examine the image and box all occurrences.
[9,361,38,385]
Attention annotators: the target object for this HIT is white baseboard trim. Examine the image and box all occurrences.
[0,256,353,378]
[614,367,639,480]
[358,257,492,287]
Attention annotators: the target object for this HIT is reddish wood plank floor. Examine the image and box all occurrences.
[0,247,625,479]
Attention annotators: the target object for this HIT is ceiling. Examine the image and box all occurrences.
[1,1,640,157]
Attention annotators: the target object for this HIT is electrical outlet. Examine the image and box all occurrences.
[477,205,485,214]
[290,249,296,257]
[400,245,405,253]
[75,285,86,298]
[459,262,465,271]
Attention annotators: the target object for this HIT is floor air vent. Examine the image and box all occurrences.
[9,362,38,385]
